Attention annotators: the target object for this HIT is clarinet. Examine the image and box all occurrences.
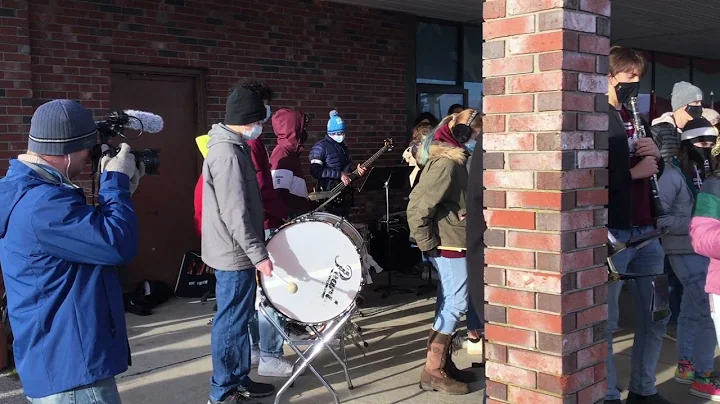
[628,97,666,217]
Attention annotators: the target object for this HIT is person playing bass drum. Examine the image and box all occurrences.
[309,109,367,217]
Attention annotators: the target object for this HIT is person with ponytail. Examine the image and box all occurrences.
[657,117,719,399]
[406,110,480,395]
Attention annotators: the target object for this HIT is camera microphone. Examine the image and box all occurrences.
[123,110,164,133]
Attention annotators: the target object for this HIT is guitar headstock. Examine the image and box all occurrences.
[383,138,394,152]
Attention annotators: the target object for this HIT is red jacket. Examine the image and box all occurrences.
[193,136,288,237]
[270,108,313,217]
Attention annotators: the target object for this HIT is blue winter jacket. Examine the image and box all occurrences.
[309,135,353,190]
[0,159,138,398]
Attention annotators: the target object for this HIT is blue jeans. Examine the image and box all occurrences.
[606,226,667,400]
[210,269,256,401]
[249,306,285,358]
[27,378,121,404]
[668,253,716,373]
[430,256,468,334]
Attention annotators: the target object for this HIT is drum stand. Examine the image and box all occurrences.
[259,303,358,404]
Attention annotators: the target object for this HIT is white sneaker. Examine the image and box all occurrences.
[257,357,296,377]
[251,348,260,369]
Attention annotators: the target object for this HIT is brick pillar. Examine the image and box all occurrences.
[0,0,32,173]
[482,1,610,403]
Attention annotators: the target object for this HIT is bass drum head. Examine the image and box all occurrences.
[262,219,363,324]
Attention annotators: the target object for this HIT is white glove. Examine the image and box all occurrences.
[129,162,146,196]
[100,143,136,178]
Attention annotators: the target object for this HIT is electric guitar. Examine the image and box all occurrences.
[309,138,394,203]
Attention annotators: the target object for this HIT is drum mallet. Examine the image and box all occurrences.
[273,273,298,294]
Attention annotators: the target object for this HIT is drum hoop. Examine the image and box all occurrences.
[262,215,365,325]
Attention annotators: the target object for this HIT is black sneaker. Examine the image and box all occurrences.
[626,392,671,404]
[207,390,259,404]
[238,379,275,398]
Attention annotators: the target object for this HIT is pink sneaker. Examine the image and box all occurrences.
[690,374,720,401]
[674,361,695,384]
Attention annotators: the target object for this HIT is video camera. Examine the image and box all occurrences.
[92,110,163,175]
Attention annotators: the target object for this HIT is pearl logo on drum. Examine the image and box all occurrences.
[334,256,353,281]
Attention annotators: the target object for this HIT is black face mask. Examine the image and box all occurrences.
[688,145,713,175]
[614,81,640,105]
[686,105,704,120]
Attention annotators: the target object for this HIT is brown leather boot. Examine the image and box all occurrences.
[419,330,470,395]
[444,332,476,383]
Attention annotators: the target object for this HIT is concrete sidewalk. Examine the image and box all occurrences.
[1,282,716,403]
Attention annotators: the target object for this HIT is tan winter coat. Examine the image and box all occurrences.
[407,142,468,252]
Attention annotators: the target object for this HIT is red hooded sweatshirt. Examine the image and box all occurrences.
[270,109,313,217]
[193,132,288,237]
[432,123,466,259]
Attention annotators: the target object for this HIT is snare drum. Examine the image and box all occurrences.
[260,212,365,324]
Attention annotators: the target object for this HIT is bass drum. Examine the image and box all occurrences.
[260,212,365,325]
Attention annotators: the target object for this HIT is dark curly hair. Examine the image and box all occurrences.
[233,79,275,102]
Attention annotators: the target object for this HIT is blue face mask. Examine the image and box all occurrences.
[331,134,345,143]
[263,105,272,123]
[464,138,477,153]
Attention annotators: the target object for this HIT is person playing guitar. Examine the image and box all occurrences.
[309,109,367,217]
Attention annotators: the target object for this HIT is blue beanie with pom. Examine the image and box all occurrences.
[327,110,346,135]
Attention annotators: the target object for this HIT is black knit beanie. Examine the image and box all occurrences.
[225,87,266,126]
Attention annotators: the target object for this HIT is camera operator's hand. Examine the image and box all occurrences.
[100,143,137,179]
[129,162,146,196]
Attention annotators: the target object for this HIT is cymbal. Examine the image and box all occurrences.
[308,191,334,201]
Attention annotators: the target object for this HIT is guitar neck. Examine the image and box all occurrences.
[328,144,389,194]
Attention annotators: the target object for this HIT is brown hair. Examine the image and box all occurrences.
[412,122,432,145]
[448,109,482,133]
[609,46,647,77]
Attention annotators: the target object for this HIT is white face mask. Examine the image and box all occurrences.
[331,134,345,143]
[263,105,272,123]
[242,124,263,140]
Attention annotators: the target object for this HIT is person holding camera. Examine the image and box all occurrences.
[201,87,276,404]
[0,99,144,403]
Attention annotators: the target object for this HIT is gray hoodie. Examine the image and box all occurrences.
[201,123,267,271]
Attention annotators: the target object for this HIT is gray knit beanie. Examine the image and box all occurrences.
[671,81,703,111]
[28,100,98,156]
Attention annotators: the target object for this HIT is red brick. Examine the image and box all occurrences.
[486,249,536,269]
[508,386,566,404]
[563,290,594,313]
[578,381,607,404]
[486,324,537,348]
[539,51,597,73]
[484,0,508,19]
[576,227,607,248]
[508,308,563,333]
[578,73,608,93]
[486,362,538,389]
[576,189,608,207]
[485,153,506,169]
[484,16,536,40]
[485,190,507,208]
[577,342,607,368]
[484,114,507,133]
[538,367,594,395]
[537,170,595,190]
[484,171,535,189]
[508,231,563,252]
[594,362,606,382]
[537,249,595,272]
[486,342,509,362]
[506,269,562,293]
[576,304,608,328]
[486,380,509,401]
[577,151,608,168]
[580,0,611,17]
[510,71,574,93]
[484,94,535,113]
[541,328,594,352]
[509,152,566,170]
[484,133,535,151]
[486,267,507,286]
[577,112,609,130]
[486,285,536,309]
[579,34,611,55]
[508,31,578,55]
[537,210,594,231]
[536,132,595,151]
[538,92,596,112]
[508,348,564,374]
[509,112,575,132]
[485,209,536,229]
[507,0,565,15]
[506,191,564,210]
[484,56,535,77]
[576,266,608,288]
[484,77,507,95]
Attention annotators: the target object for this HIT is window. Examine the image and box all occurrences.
[692,58,720,110]
[415,21,481,122]
[654,53,690,116]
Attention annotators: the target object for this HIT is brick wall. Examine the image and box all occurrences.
[0,0,411,220]
[483,1,610,403]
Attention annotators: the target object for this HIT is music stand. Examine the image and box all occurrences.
[359,165,414,299]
